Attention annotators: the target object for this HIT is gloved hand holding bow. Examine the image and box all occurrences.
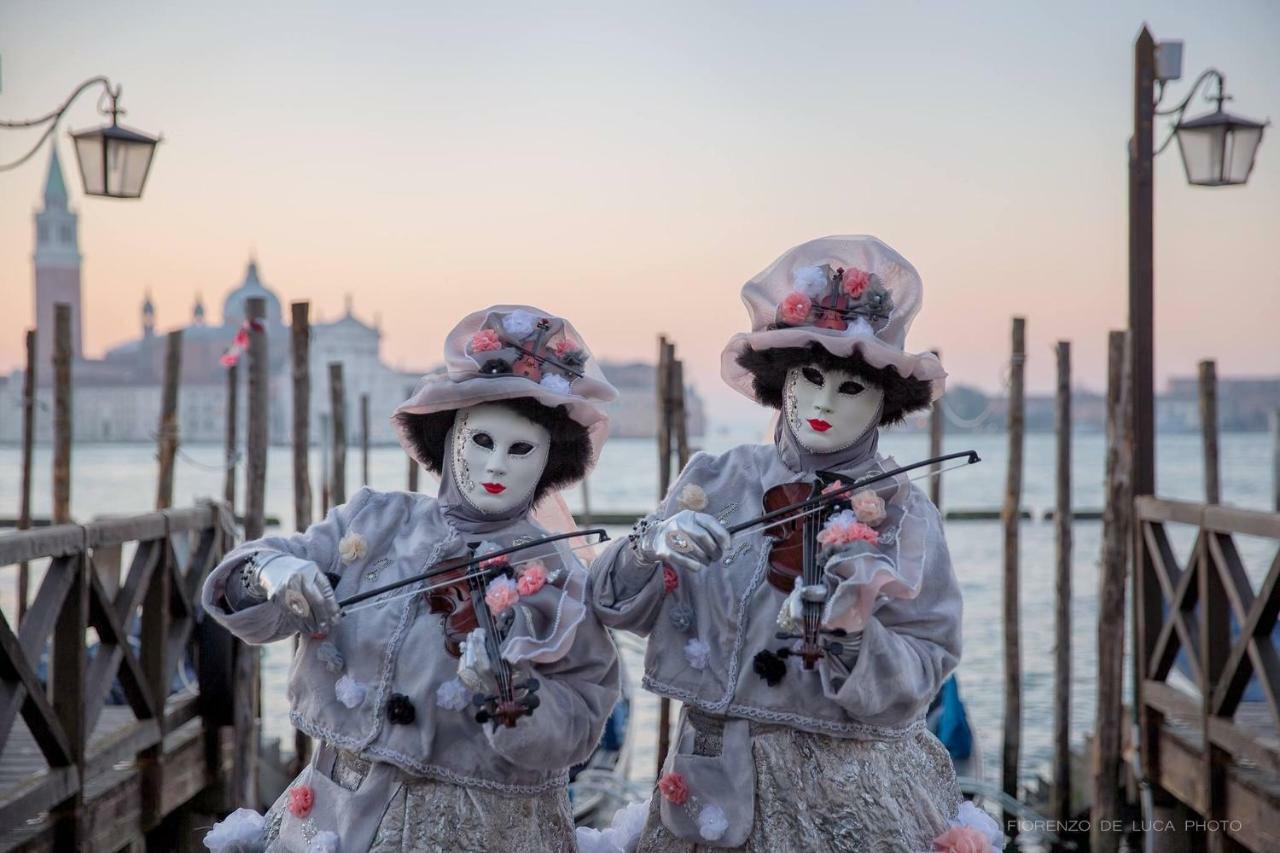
[238,552,341,635]
[635,510,731,573]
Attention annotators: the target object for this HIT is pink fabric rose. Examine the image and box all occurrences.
[843,268,871,297]
[484,577,520,614]
[287,784,314,818]
[471,329,501,353]
[931,826,990,853]
[850,489,887,526]
[821,480,846,496]
[513,356,542,380]
[662,565,679,594]
[517,562,547,596]
[552,338,576,357]
[816,510,880,547]
[778,291,812,325]
[657,772,689,805]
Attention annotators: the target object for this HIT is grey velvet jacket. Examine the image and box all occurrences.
[591,444,961,739]
[201,487,621,795]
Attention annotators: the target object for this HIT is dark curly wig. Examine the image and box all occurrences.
[394,397,592,503]
[735,343,932,425]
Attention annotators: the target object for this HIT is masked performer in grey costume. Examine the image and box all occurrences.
[201,305,621,853]
[590,237,989,853]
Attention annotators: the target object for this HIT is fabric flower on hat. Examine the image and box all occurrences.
[339,532,367,563]
[485,576,520,614]
[684,637,710,670]
[698,804,729,842]
[842,267,871,298]
[816,510,880,547]
[517,562,548,596]
[540,373,572,395]
[792,265,828,299]
[502,309,538,339]
[850,489,887,526]
[657,772,689,805]
[471,328,502,353]
[287,784,314,818]
[778,292,812,326]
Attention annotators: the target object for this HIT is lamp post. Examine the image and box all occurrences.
[1,76,161,198]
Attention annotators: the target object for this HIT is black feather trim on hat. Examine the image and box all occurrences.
[753,650,787,686]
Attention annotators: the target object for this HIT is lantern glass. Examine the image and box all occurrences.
[69,123,160,198]
[1175,109,1267,187]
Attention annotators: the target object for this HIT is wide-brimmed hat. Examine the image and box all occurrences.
[720,235,945,403]
[393,305,618,466]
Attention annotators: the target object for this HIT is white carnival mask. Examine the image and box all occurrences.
[783,364,884,454]
[450,402,551,514]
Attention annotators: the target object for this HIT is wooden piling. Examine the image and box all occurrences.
[52,303,72,524]
[1199,360,1220,504]
[320,413,332,513]
[155,330,184,510]
[361,393,371,486]
[17,329,35,623]
[1052,341,1072,827]
[291,302,314,532]
[223,362,238,512]
[1092,331,1132,853]
[655,337,674,776]
[1272,408,1280,511]
[929,349,944,507]
[329,363,347,505]
[238,296,268,808]
[1001,317,1025,819]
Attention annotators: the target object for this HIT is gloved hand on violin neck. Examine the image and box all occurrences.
[241,552,341,635]
[637,510,732,573]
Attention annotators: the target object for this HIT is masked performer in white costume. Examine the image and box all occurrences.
[590,237,994,853]
[201,305,621,853]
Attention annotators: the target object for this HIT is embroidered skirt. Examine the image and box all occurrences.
[637,711,961,853]
[262,748,576,853]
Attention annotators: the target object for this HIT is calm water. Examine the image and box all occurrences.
[1,426,1276,794]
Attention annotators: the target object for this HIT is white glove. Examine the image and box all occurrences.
[245,552,340,635]
[636,510,731,573]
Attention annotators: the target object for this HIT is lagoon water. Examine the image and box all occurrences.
[1,426,1275,795]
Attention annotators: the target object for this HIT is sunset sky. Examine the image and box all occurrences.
[2,1,1277,416]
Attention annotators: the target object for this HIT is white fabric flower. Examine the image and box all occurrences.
[792,265,828,299]
[334,674,366,709]
[575,798,650,853]
[842,316,876,338]
[540,373,572,395]
[850,489,887,526]
[683,637,711,671]
[949,801,1005,849]
[308,830,339,853]
[697,804,729,841]
[677,484,708,512]
[338,532,366,563]
[436,677,472,712]
[502,309,538,339]
[203,808,266,852]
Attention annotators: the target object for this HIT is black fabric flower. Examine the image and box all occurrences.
[753,650,787,687]
[325,572,342,590]
[386,693,416,725]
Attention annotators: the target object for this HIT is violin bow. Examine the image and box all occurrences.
[726,450,981,538]
[337,528,608,610]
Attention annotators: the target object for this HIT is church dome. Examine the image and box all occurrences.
[222,259,283,326]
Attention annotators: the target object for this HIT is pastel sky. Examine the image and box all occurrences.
[2,1,1277,416]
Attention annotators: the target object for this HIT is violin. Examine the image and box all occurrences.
[760,474,850,670]
[335,528,608,729]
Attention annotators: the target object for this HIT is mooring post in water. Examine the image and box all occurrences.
[1273,408,1280,512]
[329,362,347,506]
[321,413,332,513]
[929,349,944,508]
[156,330,184,511]
[1052,340,1072,828]
[361,393,371,486]
[1092,331,1132,853]
[17,328,35,623]
[1001,317,1025,829]
[52,303,72,525]
[291,301,314,770]
[655,335,674,775]
[1199,360,1220,505]
[224,362,239,513]
[237,295,269,808]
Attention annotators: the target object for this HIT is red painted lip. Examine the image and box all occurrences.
[482,482,506,494]
[807,419,832,432]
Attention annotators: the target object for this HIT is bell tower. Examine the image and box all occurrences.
[33,143,83,375]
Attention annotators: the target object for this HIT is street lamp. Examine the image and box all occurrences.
[0,76,161,198]
[1154,63,1270,188]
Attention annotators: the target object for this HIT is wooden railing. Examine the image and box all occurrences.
[0,502,242,851]
[1134,496,1280,853]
